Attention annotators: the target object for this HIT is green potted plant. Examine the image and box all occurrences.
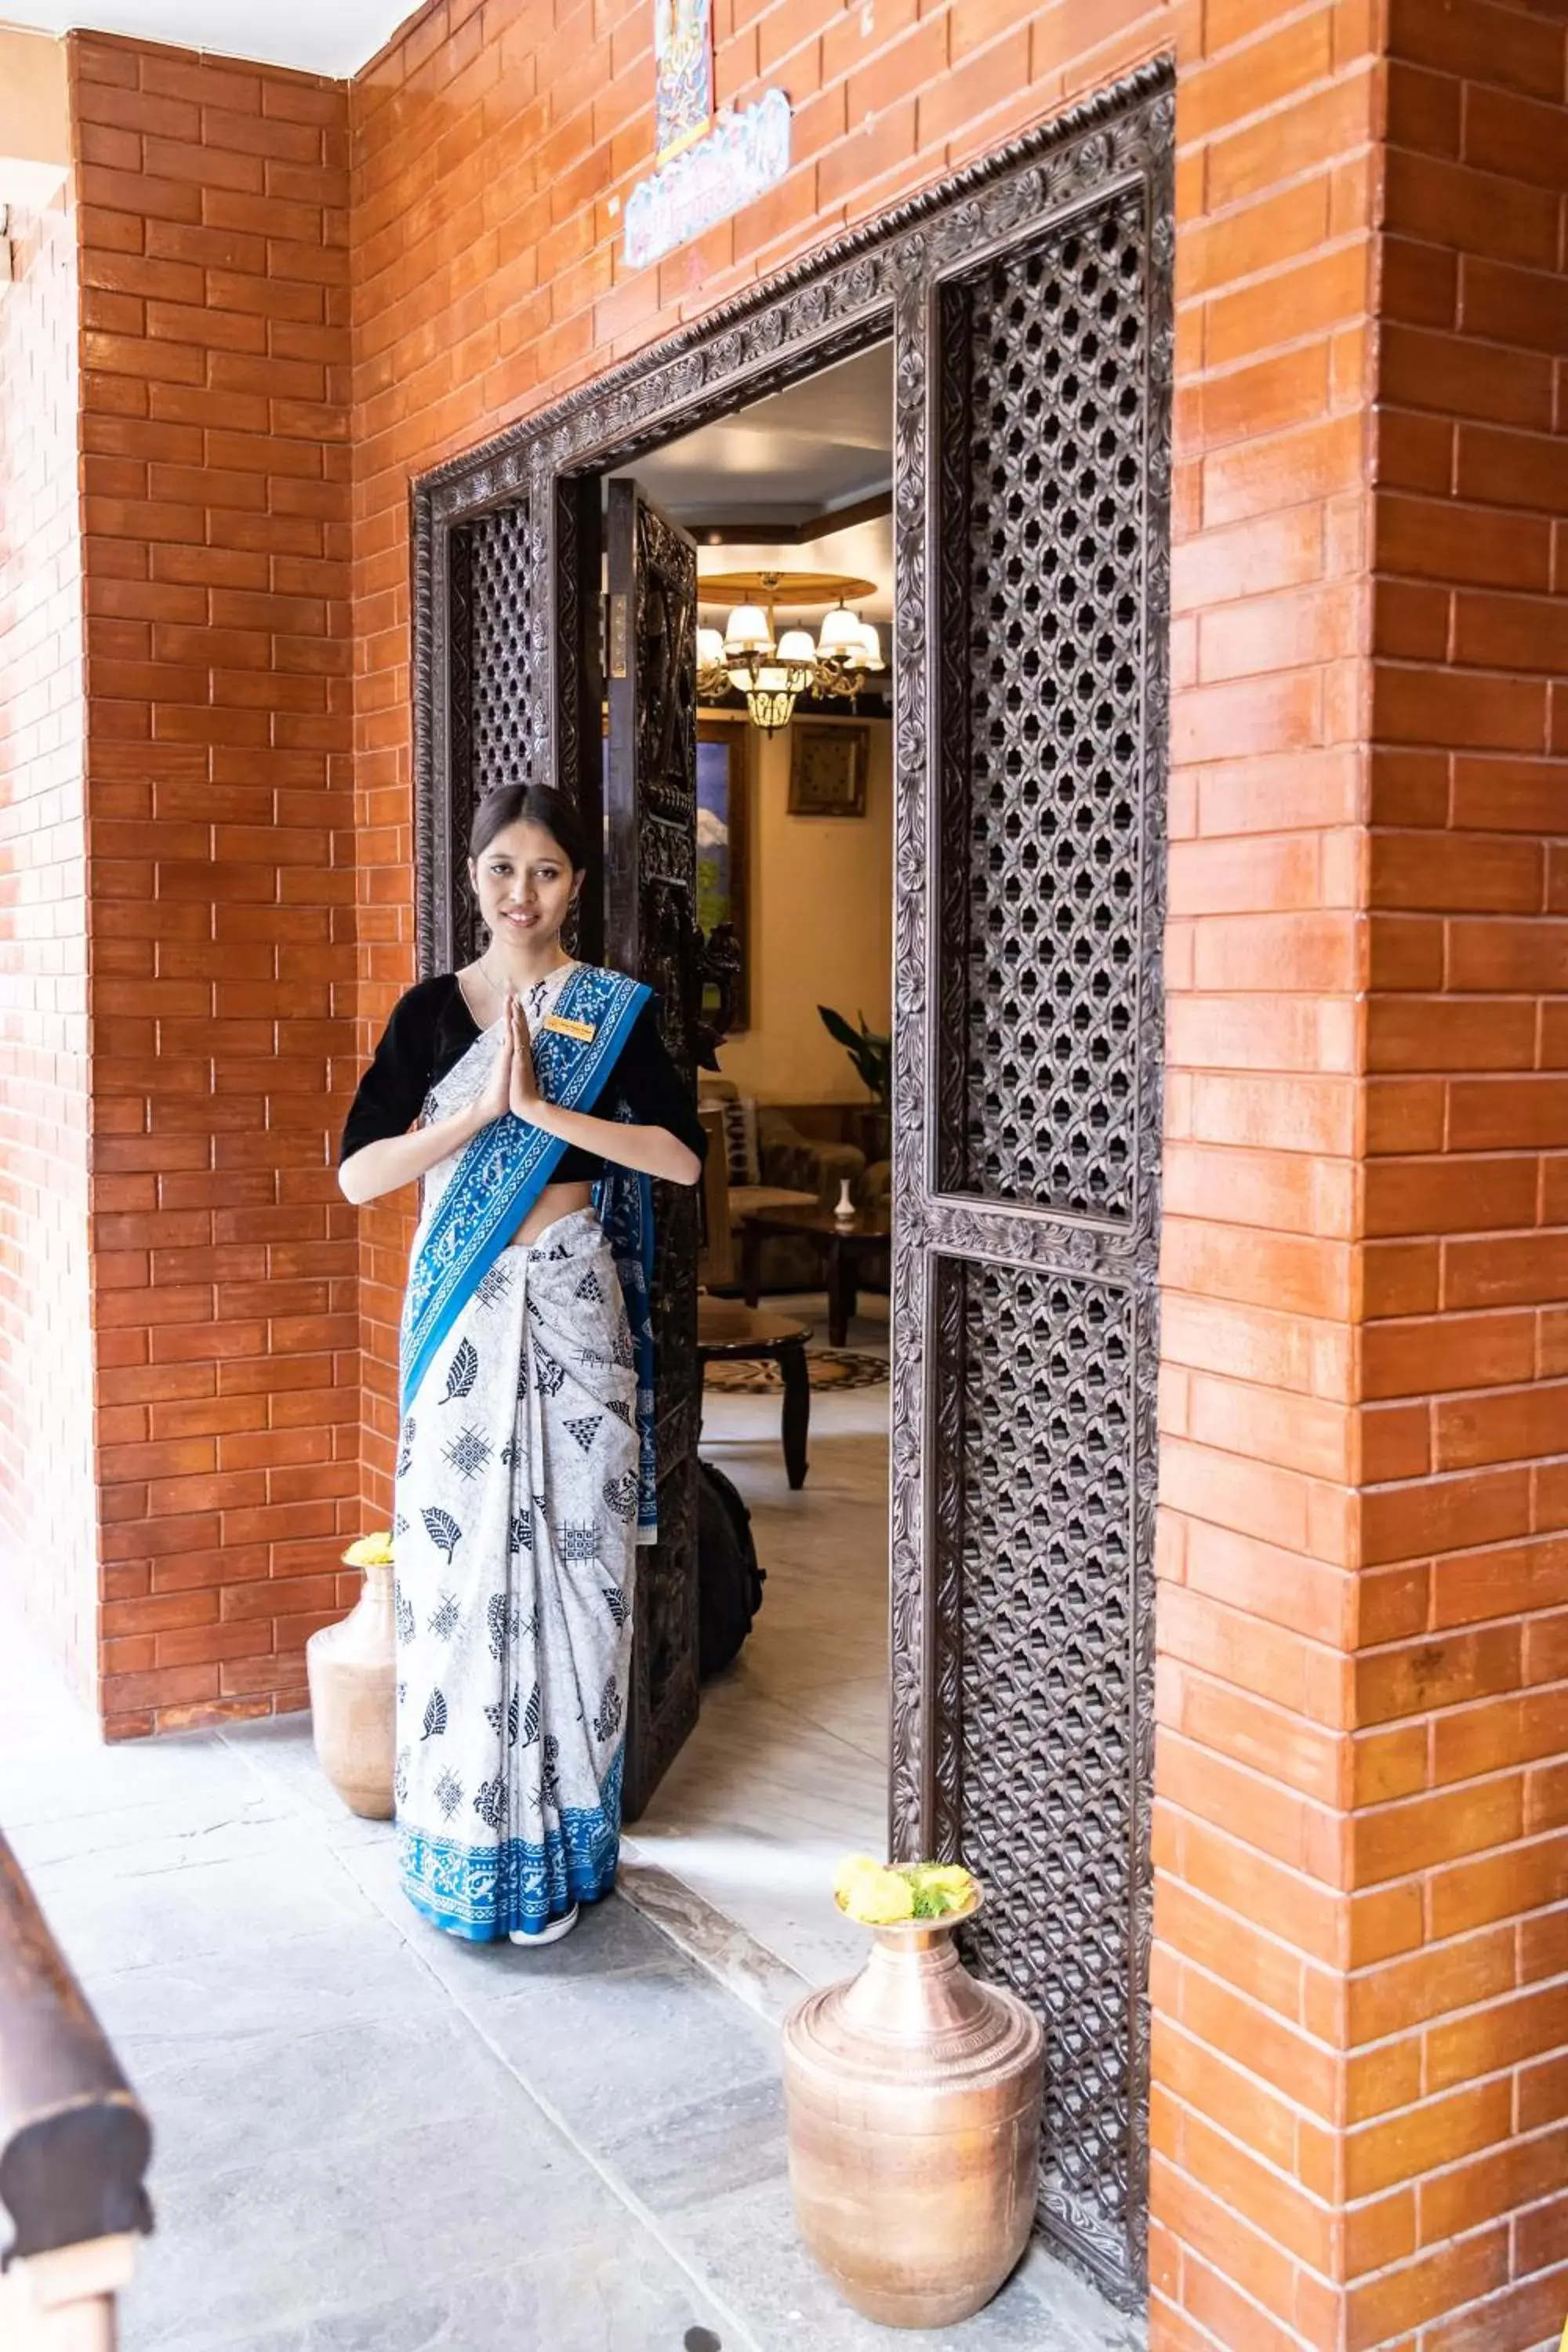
[818,1005,891,1164]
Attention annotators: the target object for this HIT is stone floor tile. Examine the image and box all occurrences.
[122,2105,634,2351]
[666,2172,1131,2352]
[120,2009,536,2185]
[10,1788,299,1876]
[201,2236,730,2352]
[0,1733,260,1829]
[626,1824,871,1985]
[598,2071,789,2216]
[442,1939,783,2141]
[615,1855,809,2024]
[29,1839,379,1981]
[85,1921,445,2050]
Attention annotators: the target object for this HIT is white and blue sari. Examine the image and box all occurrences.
[392,962,656,1941]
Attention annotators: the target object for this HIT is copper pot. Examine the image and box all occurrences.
[306,1558,396,1819]
[781,1886,1044,2328]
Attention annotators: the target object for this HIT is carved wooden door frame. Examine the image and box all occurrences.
[604,477,704,1820]
[411,62,1173,2303]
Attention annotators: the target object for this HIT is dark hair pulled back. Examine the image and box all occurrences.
[468,783,589,873]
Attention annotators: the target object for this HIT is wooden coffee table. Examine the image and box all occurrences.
[739,1202,892,1348]
[696,1297,812,1489]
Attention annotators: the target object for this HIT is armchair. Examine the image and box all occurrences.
[698,1076,866,1294]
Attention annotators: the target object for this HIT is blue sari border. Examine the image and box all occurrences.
[397,1748,626,1940]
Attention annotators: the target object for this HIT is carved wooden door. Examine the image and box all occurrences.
[890,163,1171,2303]
[604,477,702,1820]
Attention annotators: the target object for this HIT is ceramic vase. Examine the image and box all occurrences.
[833,1177,857,1224]
[306,1559,396,1820]
[781,1891,1044,2329]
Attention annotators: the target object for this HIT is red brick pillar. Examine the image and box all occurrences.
[1348,6,1568,2345]
[69,34,358,1737]
[1155,2,1378,2339]
[1154,4,1568,2347]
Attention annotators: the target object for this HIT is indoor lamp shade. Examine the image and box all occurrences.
[722,604,773,658]
[818,608,884,681]
[816,603,865,659]
[745,677,801,732]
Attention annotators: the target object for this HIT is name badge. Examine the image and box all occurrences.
[541,1012,597,1044]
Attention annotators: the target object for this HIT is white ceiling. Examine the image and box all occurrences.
[610,343,895,620]
[0,2,420,76]
[615,343,893,535]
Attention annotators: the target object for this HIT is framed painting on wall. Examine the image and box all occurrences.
[601,711,750,1031]
[696,715,750,1032]
[789,720,869,817]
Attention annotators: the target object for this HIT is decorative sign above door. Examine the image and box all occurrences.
[626,0,790,270]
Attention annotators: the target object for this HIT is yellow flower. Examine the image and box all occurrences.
[834,1854,916,1924]
[833,1852,884,1907]
[343,1531,394,1568]
[833,1853,978,1925]
[848,1871,916,1926]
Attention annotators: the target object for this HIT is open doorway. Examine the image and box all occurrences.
[601,347,897,1986]
[413,70,1171,2299]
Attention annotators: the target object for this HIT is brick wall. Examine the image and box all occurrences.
[71,34,359,1739]
[0,190,96,1698]
[1347,6,1568,2346]
[1154,5,1381,2347]
[1155,5,1568,2347]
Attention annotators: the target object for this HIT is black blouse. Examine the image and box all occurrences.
[339,971,706,1181]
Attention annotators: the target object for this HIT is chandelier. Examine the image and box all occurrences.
[695,569,885,734]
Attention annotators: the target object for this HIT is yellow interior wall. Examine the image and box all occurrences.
[715,713,893,1106]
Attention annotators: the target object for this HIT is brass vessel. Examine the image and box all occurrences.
[306,1557,396,1819]
[781,1886,1044,2328]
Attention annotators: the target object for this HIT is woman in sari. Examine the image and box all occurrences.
[339,783,705,1945]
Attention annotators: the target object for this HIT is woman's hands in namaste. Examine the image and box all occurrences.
[471,995,546,1131]
[507,995,543,1120]
[473,1008,514,1127]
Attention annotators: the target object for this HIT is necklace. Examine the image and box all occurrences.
[474,950,573,1015]
[475,953,510,1006]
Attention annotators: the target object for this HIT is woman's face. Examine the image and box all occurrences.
[470,820,580,953]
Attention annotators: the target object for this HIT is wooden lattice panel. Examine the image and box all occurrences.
[956,201,1151,1221]
[944,1257,1150,2279]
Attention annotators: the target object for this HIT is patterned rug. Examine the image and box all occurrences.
[703,1348,889,1394]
